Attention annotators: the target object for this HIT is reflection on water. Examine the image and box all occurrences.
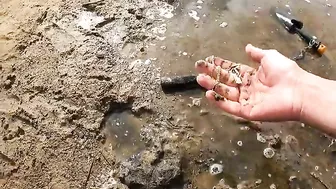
[129,0,336,188]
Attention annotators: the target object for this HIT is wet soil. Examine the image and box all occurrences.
[1,0,336,188]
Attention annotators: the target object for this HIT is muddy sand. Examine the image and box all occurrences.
[1,0,336,188]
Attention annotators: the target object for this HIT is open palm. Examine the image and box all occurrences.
[195,44,304,122]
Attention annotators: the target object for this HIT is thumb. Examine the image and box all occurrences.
[245,44,266,64]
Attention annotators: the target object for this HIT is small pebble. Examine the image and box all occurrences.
[160,46,166,50]
[237,141,243,147]
[182,52,188,56]
[240,126,250,131]
[327,3,332,7]
[289,176,297,181]
[257,133,266,143]
[255,179,262,184]
[209,164,223,175]
[4,80,11,86]
[188,10,200,21]
[270,184,276,189]
[200,109,209,115]
[191,97,201,106]
[315,166,319,171]
[268,173,272,178]
[263,147,275,159]
[219,22,228,28]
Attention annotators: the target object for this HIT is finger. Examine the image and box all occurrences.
[205,90,243,116]
[209,56,255,75]
[195,60,238,87]
[245,44,266,63]
[197,74,239,101]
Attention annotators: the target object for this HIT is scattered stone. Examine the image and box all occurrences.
[160,46,167,50]
[263,147,275,159]
[209,163,223,175]
[213,179,233,189]
[219,22,228,28]
[188,10,200,21]
[270,183,276,189]
[188,97,201,107]
[237,141,243,147]
[197,5,202,9]
[197,0,203,4]
[240,126,250,131]
[182,52,188,56]
[304,0,311,3]
[200,109,209,115]
[327,3,332,7]
[237,179,262,189]
[256,133,266,143]
[289,175,297,181]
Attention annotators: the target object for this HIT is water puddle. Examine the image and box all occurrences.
[102,111,145,161]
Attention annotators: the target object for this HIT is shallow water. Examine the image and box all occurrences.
[103,111,145,161]
[109,0,336,188]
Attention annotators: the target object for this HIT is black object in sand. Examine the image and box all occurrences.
[160,75,203,93]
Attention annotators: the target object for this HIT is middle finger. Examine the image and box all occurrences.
[197,74,240,102]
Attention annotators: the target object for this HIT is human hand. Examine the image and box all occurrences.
[195,44,305,122]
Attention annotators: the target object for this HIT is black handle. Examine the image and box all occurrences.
[160,75,203,93]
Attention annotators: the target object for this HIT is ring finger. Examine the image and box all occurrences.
[197,74,239,101]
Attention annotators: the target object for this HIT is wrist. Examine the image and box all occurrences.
[297,69,336,131]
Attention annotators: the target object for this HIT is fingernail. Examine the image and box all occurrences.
[205,55,215,64]
[196,60,206,67]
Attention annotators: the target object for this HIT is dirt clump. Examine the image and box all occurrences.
[118,123,182,189]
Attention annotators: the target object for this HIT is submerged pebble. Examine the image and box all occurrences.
[263,147,275,159]
[256,133,266,143]
[200,109,209,115]
[189,97,201,107]
[188,10,200,21]
[210,164,223,175]
[219,22,228,28]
